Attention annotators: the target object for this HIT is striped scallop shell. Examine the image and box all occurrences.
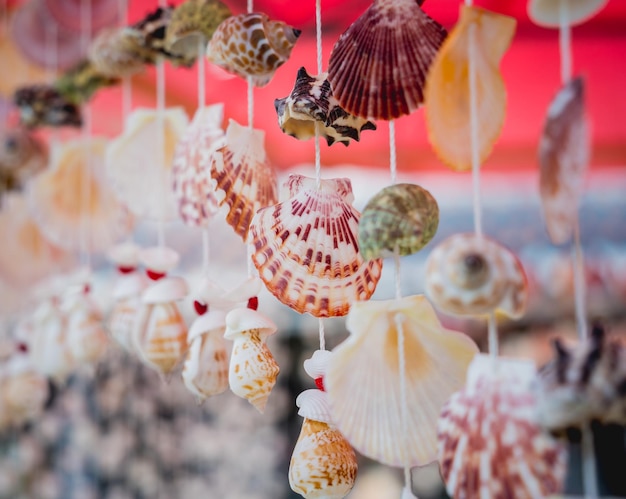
[425,233,528,319]
[528,0,608,28]
[206,13,301,87]
[249,174,383,318]
[328,0,447,120]
[425,6,516,171]
[325,295,478,467]
[88,27,149,78]
[438,354,565,499]
[62,287,108,365]
[358,183,439,260]
[539,77,589,245]
[210,119,278,240]
[108,273,145,353]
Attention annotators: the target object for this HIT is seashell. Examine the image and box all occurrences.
[438,354,566,498]
[206,13,301,87]
[88,27,149,78]
[303,349,332,381]
[210,119,278,240]
[171,104,225,227]
[327,0,447,121]
[358,183,439,260]
[325,295,478,467]
[106,107,189,220]
[164,0,231,58]
[538,77,589,245]
[223,276,263,304]
[528,0,608,28]
[296,389,333,424]
[13,85,82,129]
[0,126,48,198]
[139,246,180,275]
[2,353,49,427]
[425,233,528,319]
[28,138,134,253]
[108,272,146,353]
[250,174,383,318]
[275,67,376,147]
[424,6,516,171]
[108,242,142,270]
[54,59,120,105]
[224,307,279,413]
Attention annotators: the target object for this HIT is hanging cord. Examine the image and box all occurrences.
[395,314,412,493]
[80,0,92,271]
[468,23,483,238]
[198,38,206,109]
[156,58,166,247]
[119,0,132,120]
[559,0,573,84]
[246,0,254,129]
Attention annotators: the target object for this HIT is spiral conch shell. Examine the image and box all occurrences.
[224,307,279,413]
[325,295,478,467]
[424,6,516,171]
[528,0,608,28]
[206,13,301,87]
[425,233,528,319]
[250,174,383,318]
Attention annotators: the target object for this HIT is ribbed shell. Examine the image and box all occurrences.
[210,119,278,240]
[438,354,565,499]
[528,0,608,28]
[108,273,146,353]
[63,290,108,365]
[0,127,47,197]
[325,295,478,467]
[358,183,439,260]
[539,77,588,245]
[296,389,333,424]
[249,174,383,318]
[88,27,148,78]
[303,349,332,381]
[425,233,528,319]
[327,0,447,120]
[424,6,516,171]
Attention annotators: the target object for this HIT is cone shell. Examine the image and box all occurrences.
[13,85,82,129]
[425,6,516,171]
[88,27,149,78]
[250,174,383,318]
[0,126,47,197]
[206,13,301,87]
[172,105,224,227]
[28,138,134,253]
[327,0,447,120]
[106,107,188,220]
[425,233,528,319]
[210,119,278,240]
[358,183,439,260]
[438,354,565,498]
[325,295,478,467]
[528,0,608,28]
[539,77,589,245]
[289,418,358,499]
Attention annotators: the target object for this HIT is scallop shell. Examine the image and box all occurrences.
[274,67,376,146]
[106,107,189,220]
[88,27,149,78]
[0,127,48,197]
[528,0,608,28]
[139,246,180,275]
[206,13,301,87]
[108,272,146,353]
[438,354,566,498]
[210,119,278,240]
[108,242,142,270]
[358,183,439,260]
[303,349,332,381]
[224,307,279,413]
[171,104,225,227]
[327,0,447,120]
[325,295,478,467]
[296,389,333,424]
[424,6,516,171]
[539,77,589,245]
[13,85,82,129]
[250,174,383,318]
[425,233,528,319]
[28,138,134,253]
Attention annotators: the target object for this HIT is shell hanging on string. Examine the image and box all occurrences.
[528,0,609,28]
[425,233,528,319]
[88,27,150,78]
[358,183,439,260]
[538,77,589,245]
[325,295,478,467]
[28,137,134,253]
[438,354,566,498]
[13,85,82,129]
[303,349,332,391]
[224,307,279,413]
[327,0,447,120]
[206,12,301,87]
[249,174,383,318]
[274,67,376,146]
[210,119,278,240]
[0,127,48,198]
[424,5,516,171]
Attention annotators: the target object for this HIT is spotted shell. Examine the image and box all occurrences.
[13,85,82,129]
[424,6,516,171]
[206,13,301,87]
[210,119,278,240]
[88,27,149,78]
[275,67,376,147]
[539,77,588,245]
[0,127,48,197]
[528,0,608,28]
[328,0,447,120]
[249,174,383,318]
[325,295,478,467]
[438,354,565,498]
[358,183,439,260]
[425,233,528,319]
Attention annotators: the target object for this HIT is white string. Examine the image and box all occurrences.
[318,319,326,350]
[315,0,323,74]
[468,23,483,238]
[80,0,92,271]
[572,220,587,339]
[156,57,166,248]
[389,121,397,185]
[487,313,498,358]
[246,0,254,128]
[198,39,206,109]
[314,125,322,189]
[559,0,573,84]
[394,313,412,492]
[247,0,253,13]
[581,423,599,498]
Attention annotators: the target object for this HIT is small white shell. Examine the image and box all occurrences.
[296,389,333,424]
[139,246,180,274]
[142,276,188,303]
[62,289,108,365]
[108,242,142,268]
[303,349,332,380]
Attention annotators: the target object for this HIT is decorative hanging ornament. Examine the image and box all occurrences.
[13,85,82,129]
[206,12,301,87]
[249,174,383,318]
[528,0,608,28]
[88,27,150,78]
[0,126,48,199]
[424,6,516,171]
[325,295,478,467]
[327,0,447,121]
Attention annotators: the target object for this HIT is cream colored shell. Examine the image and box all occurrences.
[528,0,608,27]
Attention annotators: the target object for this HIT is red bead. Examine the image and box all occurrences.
[193,300,208,316]
[247,296,259,310]
[314,376,325,391]
[146,269,166,281]
[83,283,91,294]
[17,342,28,353]
[117,265,136,274]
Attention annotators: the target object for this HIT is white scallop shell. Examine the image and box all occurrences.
[142,276,188,303]
[139,246,180,274]
[528,0,608,28]
[108,275,145,353]
[296,389,333,424]
[303,349,332,380]
[108,242,142,269]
